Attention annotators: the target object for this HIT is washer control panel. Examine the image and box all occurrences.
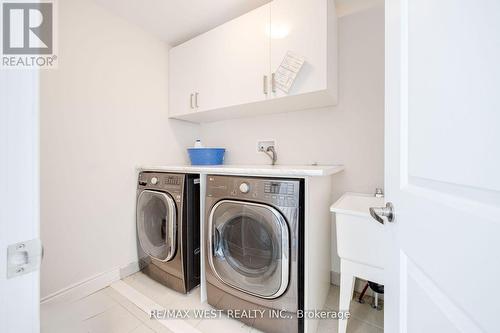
[264,182,295,195]
[207,175,300,208]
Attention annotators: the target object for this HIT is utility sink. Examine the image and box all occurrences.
[331,193,387,333]
[330,193,386,269]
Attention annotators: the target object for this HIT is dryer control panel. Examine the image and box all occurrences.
[137,172,185,202]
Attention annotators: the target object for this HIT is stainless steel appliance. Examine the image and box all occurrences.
[205,175,304,333]
[136,172,200,293]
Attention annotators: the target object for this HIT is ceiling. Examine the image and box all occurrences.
[92,0,382,46]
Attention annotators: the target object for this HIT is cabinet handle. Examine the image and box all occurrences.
[195,92,199,108]
[271,73,276,93]
[263,75,268,95]
[190,93,194,109]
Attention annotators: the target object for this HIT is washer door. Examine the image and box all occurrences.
[137,190,177,262]
[208,200,289,299]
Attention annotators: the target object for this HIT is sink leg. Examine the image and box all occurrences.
[372,291,379,309]
[339,260,355,333]
[358,282,369,303]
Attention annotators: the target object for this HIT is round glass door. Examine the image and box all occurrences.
[221,214,277,277]
[209,200,289,299]
[137,190,177,262]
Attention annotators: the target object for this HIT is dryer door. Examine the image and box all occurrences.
[137,190,177,262]
[209,200,289,299]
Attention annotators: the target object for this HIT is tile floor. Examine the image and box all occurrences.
[41,272,383,333]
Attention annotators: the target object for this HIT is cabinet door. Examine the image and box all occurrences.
[169,40,201,117]
[270,0,328,98]
[195,3,271,112]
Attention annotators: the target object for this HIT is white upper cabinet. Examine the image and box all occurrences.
[169,0,337,123]
[270,0,334,99]
[169,39,203,117]
[195,4,271,114]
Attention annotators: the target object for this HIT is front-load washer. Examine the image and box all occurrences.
[205,175,304,333]
[136,172,200,293]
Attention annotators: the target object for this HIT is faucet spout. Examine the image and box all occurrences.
[265,146,277,165]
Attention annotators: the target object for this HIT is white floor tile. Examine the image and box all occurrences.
[131,324,156,333]
[41,299,80,331]
[249,327,266,333]
[83,305,142,333]
[123,272,186,309]
[196,315,252,333]
[42,276,384,333]
[122,272,211,329]
[324,285,384,331]
[349,299,383,329]
[324,286,340,310]
[143,319,176,333]
[106,287,174,333]
[41,288,119,333]
[317,318,338,333]
[345,318,383,333]
[41,321,89,333]
[317,317,383,333]
[72,289,118,321]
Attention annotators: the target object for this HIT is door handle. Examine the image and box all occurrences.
[263,75,268,95]
[190,93,194,109]
[194,92,199,108]
[271,72,276,93]
[213,228,223,259]
[369,202,394,224]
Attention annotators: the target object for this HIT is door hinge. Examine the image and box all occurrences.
[6,238,43,279]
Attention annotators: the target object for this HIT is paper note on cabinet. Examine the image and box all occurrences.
[275,51,305,93]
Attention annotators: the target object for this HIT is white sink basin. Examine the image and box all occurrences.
[330,193,386,269]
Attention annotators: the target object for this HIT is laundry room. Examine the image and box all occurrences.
[38,1,384,331]
[2,1,499,333]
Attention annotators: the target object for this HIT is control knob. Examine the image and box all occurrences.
[150,177,159,185]
[239,182,250,193]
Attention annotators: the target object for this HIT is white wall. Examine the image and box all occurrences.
[40,0,199,298]
[200,6,385,273]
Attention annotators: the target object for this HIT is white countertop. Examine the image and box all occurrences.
[138,164,344,177]
[330,192,384,217]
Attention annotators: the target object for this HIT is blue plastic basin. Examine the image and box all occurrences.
[187,148,225,165]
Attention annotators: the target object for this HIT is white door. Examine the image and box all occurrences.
[195,3,271,113]
[385,0,500,332]
[0,70,41,332]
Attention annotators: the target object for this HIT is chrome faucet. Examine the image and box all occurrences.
[264,146,277,165]
[258,141,277,165]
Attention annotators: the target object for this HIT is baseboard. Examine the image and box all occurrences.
[119,261,141,279]
[330,270,340,286]
[41,268,121,305]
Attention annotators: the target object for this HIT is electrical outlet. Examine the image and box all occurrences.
[257,140,275,152]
